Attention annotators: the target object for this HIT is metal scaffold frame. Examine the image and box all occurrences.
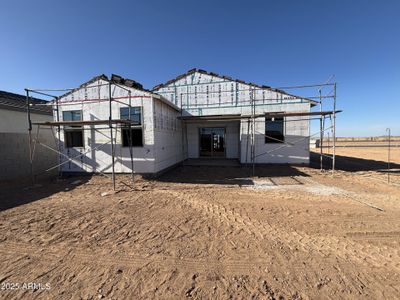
[177,80,339,176]
[25,80,138,191]
[26,76,341,186]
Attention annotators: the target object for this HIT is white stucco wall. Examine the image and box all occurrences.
[0,109,52,133]
[0,108,58,181]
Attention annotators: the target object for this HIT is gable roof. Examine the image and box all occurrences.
[56,74,180,112]
[59,74,154,99]
[152,68,318,106]
[0,90,52,115]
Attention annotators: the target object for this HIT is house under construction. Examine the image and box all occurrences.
[27,69,339,187]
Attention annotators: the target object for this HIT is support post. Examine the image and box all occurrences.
[246,118,250,166]
[128,91,134,189]
[332,83,337,173]
[109,82,116,191]
[387,128,391,183]
[251,88,256,176]
[319,89,323,171]
[327,132,330,155]
[180,93,185,165]
[26,89,34,184]
[55,96,62,178]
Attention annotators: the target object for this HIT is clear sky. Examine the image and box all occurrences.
[0,0,399,137]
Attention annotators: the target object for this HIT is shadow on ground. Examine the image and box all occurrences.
[157,164,309,186]
[310,152,400,172]
[0,175,91,212]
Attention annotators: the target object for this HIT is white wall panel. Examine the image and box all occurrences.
[154,71,312,165]
[57,79,159,174]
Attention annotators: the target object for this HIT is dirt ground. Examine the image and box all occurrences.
[313,146,400,185]
[321,145,400,165]
[1,149,400,299]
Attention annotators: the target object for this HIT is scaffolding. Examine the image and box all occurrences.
[25,80,138,190]
[174,80,340,176]
[26,76,340,188]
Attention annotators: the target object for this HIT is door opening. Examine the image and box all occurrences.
[199,127,225,157]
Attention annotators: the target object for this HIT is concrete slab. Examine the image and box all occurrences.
[183,158,241,167]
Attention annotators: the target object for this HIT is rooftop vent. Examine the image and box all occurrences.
[124,78,143,90]
[111,74,123,83]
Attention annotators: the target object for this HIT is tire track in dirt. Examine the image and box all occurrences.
[0,241,313,274]
[300,176,389,211]
[160,189,400,275]
[159,188,400,295]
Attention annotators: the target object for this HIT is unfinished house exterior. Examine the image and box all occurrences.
[41,69,317,177]
[54,75,182,175]
[153,69,316,165]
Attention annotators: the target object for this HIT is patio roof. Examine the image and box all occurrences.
[178,110,342,121]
